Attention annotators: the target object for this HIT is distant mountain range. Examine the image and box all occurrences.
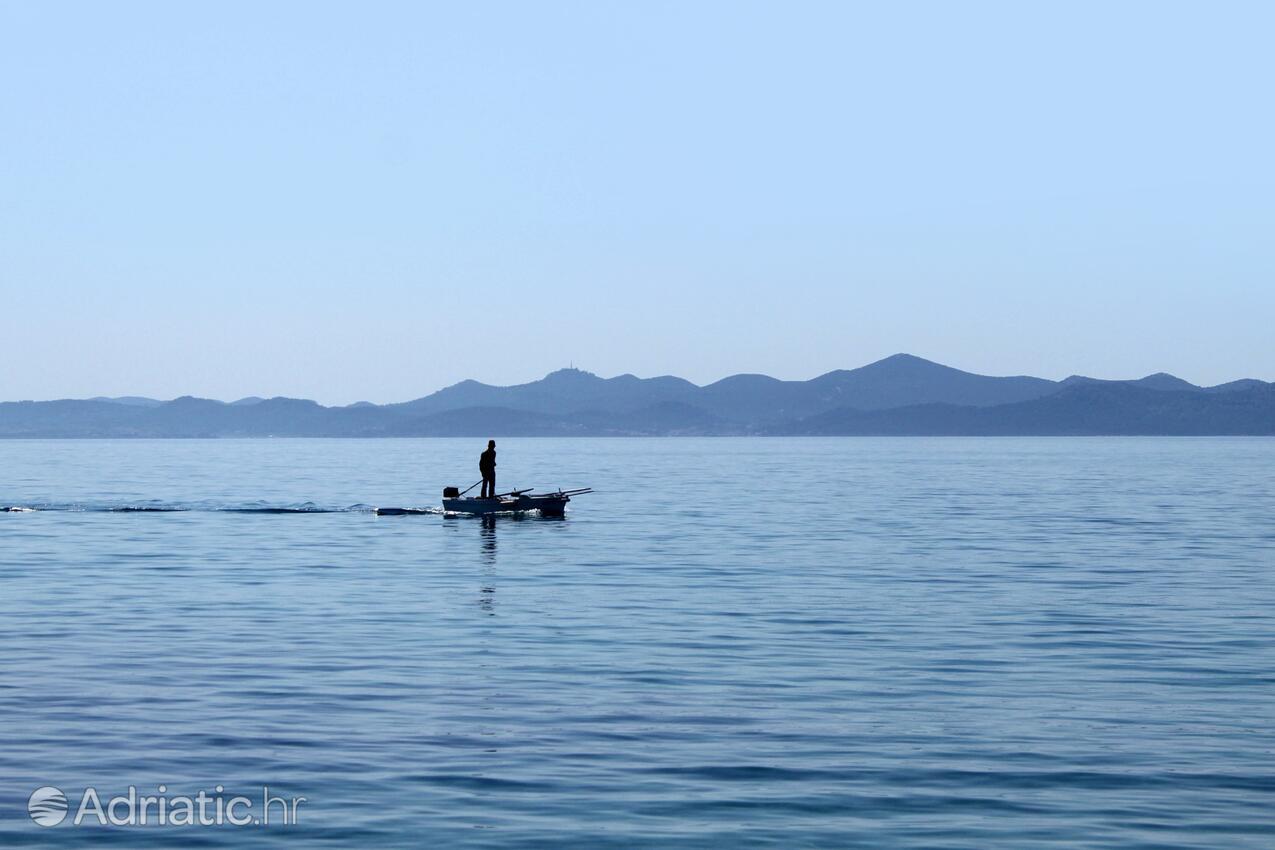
[3,355,1273,436]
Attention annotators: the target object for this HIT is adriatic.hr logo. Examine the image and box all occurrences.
[26,785,305,827]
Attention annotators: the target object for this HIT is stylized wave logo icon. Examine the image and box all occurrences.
[28,786,68,827]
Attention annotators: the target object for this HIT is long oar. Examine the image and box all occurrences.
[459,479,484,496]
[491,488,534,499]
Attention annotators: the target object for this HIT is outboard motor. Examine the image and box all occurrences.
[442,486,460,498]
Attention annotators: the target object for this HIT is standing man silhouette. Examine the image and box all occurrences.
[479,440,497,498]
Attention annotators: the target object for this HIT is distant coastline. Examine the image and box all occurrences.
[3,355,1273,437]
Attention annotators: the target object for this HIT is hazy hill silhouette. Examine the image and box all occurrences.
[773,383,1275,436]
[390,355,1059,424]
[698,354,1058,423]
[1,355,1270,436]
[388,368,700,417]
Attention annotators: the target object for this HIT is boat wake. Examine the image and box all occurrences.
[374,507,445,516]
[2,501,378,514]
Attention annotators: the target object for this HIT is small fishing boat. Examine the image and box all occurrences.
[442,487,591,517]
[375,487,592,517]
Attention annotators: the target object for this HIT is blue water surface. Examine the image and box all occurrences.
[1,438,1272,848]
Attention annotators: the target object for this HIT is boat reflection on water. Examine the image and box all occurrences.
[471,511,567,562]
[480,514,498,559]
[470,512,567,614]
[479,515,497,614]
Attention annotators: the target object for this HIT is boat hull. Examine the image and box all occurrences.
[442,494,570,516]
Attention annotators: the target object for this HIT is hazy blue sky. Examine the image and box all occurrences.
[2,1,1271,403]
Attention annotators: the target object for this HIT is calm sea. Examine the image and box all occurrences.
[1,438,1272,848]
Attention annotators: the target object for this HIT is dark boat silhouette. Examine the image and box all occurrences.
[376,487,592,517]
